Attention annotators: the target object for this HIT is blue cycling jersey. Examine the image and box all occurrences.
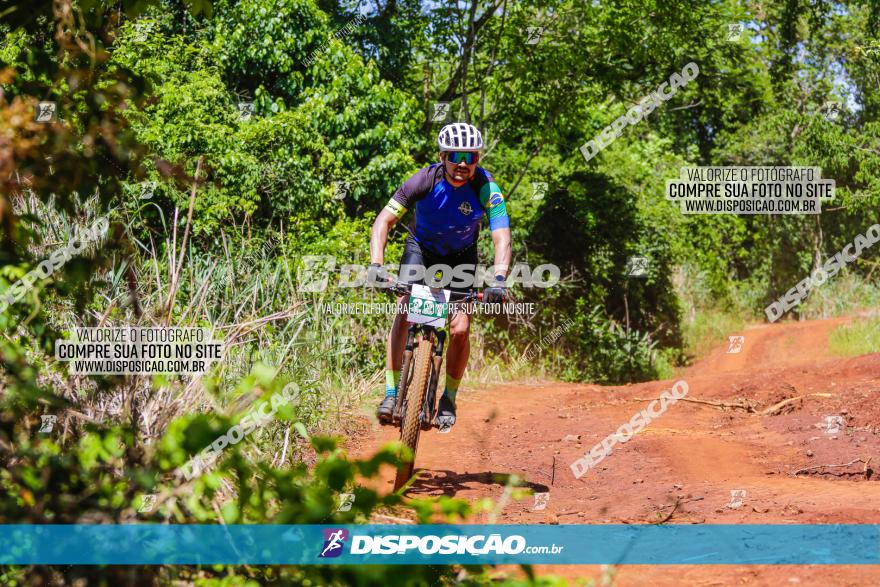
[383,163,510,256]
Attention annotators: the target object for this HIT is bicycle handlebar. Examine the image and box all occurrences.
[385,280,485,302]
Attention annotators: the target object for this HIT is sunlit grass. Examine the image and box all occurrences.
[797,270,880,321]
[828,317,880,357]
[682,307,746,360]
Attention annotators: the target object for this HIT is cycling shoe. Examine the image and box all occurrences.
[434,394,456,430]
[376,395,396,424]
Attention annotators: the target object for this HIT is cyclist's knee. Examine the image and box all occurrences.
[390,310,408,336]
[449,317,470,338]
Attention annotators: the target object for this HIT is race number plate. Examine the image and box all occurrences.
[407,284,451,327]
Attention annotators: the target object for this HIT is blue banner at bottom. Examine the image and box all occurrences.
[0,524,878,565]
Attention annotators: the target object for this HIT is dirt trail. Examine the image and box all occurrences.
[355,317,880,585]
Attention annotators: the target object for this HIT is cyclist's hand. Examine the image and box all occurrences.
[367,263,392,288]
[483,276,507,305]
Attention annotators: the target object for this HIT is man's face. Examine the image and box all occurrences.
[441,151,479,184]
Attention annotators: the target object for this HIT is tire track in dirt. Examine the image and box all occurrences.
[355,316,880,585]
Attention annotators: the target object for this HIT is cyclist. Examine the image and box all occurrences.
[368,122,512,430]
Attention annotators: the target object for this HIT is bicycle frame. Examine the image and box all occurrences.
[391,283,476,429]
[384,281,481,490]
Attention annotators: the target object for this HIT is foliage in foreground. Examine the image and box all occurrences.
[0,400,550,585]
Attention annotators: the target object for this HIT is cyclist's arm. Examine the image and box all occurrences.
[371,168,433,264]
[478,171,512,278]
[370,208,399,265]
[491,227,512,279]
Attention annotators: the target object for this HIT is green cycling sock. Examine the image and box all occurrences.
[443,373,462,404]
[385,369,400,398]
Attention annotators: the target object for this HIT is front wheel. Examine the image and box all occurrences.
[393,336,434,491]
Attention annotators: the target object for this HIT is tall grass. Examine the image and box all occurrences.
[828,317,880,357]
[672,263,747,360]
[673,261,880,362]
[117,211,386,456]
[795,270,880,321]
[8,191,386,472]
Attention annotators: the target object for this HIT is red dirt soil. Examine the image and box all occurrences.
[354,316,880,585]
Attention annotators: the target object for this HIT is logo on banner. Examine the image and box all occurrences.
[432,102,450,122]
[39,415,57,433]
[525,26,544,45]
[727,489,746,509]
[725,23,744,41]
[727,335,744,353]
[137,494,157,513]
[532,492,550,511]
[531,182,548,201]
[336,493,355,512]
[822,415,845,435]
[626,255,649,277]
[319,528,348,558]
[237,102,254,121]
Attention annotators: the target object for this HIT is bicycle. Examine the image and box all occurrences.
[382,280,488,491]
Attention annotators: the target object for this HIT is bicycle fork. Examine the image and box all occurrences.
[393,328,417,424]
[420,331,446,431]
[395,326,446,428]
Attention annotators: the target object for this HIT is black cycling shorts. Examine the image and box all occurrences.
[398,236,477,293]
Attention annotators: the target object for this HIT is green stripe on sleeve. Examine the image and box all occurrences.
[384,198,407,218]
[479,181,506,219]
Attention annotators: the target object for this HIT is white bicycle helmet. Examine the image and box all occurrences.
[438,122,483,151]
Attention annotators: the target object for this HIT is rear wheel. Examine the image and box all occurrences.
[393,336,434,491]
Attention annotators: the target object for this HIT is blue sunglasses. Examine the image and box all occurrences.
[446,151,477,165]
